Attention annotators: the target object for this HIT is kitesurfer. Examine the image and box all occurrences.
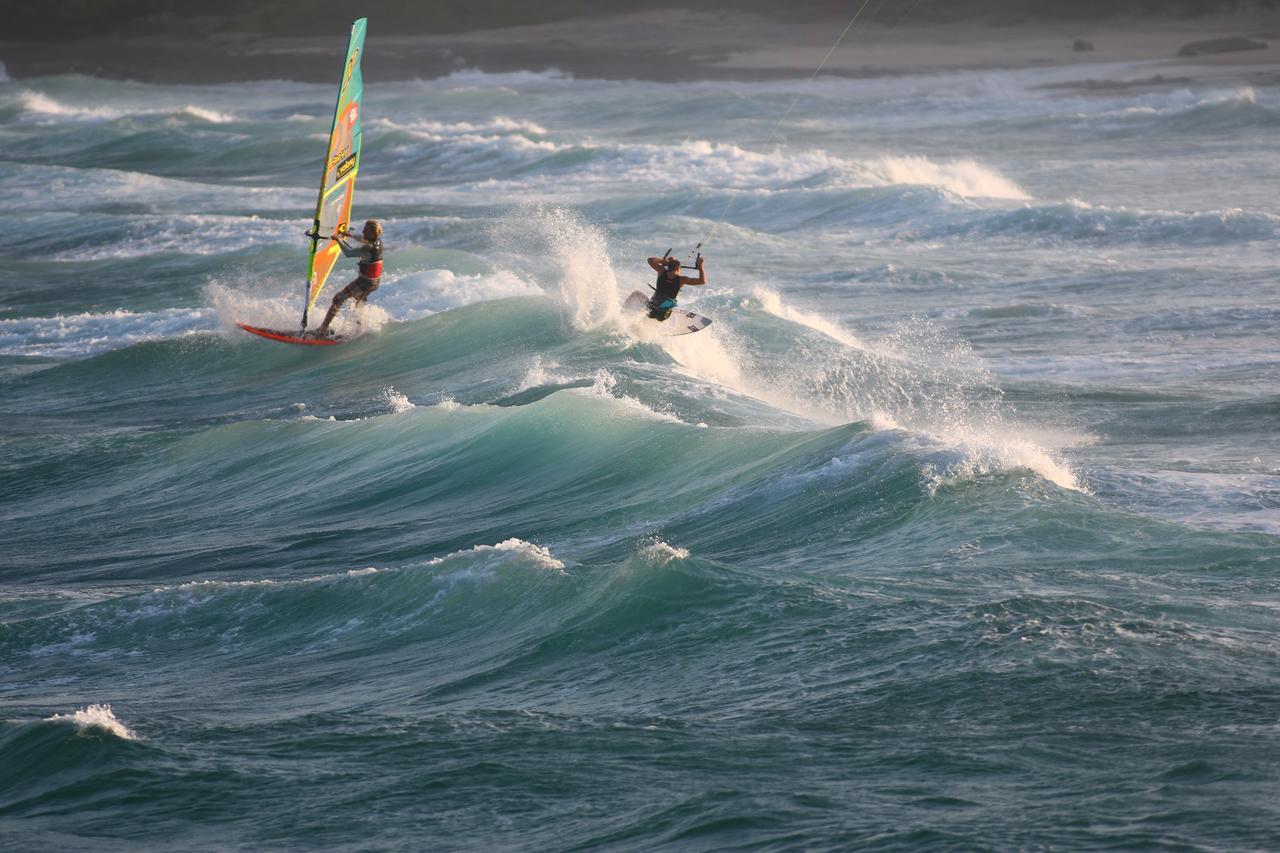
[315,219,383,336]
[645,254,706,321]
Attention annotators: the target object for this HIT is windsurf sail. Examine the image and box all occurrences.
[302,18,367,329]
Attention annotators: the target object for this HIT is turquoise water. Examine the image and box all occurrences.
[1,61,1278,849]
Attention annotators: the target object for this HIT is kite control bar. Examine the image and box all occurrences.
[659,246,704,266]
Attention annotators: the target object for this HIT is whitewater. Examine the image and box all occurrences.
[1,61,1278,850]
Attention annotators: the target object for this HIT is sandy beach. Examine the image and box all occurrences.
[2,9,1278,85]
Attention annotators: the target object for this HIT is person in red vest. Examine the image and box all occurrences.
[316,219,383,336]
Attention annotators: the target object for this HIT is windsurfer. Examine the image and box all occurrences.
[315,219,384,336]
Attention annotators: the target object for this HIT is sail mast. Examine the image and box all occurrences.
[301,18,367,329]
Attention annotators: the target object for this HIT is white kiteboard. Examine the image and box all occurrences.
[623,290,712,336]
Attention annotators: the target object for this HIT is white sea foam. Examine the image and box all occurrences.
[427,538,566,571]
[209,273,391,340]
[864,155,1030,200]
[378,268,540,320]
[514,355,572,391]
[583,368,678,422]
[428,132,1027,206]
[0,307,216,358]
[47,704,139,741]
[660,318,844,427]
[178,105,235,123]
[754,287,865,349]
[374,115,548,137]
[668,301,1083,490]
[906,415,1083,493]
[381,387,416,413]
[17,91,234,124]
[6,162,307,214]
[642,541,689,564]
[19,90,121,121]
[211,265,539,343]
[1107,468,1280,535]
[516,355,551,390]
[206,280,301,336]
[384,124,563,171]
[54,214,302,261]
[865,320,1084,492]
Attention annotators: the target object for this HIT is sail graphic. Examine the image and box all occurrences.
[303,18,366,327]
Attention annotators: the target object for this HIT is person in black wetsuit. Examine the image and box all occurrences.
[645,254,706,320]
[316,219,383,336]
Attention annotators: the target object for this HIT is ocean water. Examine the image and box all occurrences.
[1,57,1278,850]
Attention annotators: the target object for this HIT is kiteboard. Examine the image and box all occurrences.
[238,18,368,346]
[623,290,712,336]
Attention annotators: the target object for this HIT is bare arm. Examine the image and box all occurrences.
[679,258,707,286]
[647,256,670,273]
[335,234,372,261]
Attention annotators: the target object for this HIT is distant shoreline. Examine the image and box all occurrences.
[2,10,1278,85]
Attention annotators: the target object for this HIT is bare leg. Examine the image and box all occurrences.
[354,293,368,333]
[317,282,355,335]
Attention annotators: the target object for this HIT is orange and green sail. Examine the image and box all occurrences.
[303,18,366,328]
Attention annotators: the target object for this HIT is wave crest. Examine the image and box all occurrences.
[46,704,139,741]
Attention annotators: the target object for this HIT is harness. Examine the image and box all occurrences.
[358,237,383,281]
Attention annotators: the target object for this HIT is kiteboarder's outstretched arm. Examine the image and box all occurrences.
[679,256,707,286]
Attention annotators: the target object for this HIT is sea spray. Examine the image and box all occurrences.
[381,387,415,413]
[490,204,622,329]
[46,704,139,741]
[670,287,1083,489]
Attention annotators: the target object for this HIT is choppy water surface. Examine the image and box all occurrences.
[1,59,1278,849]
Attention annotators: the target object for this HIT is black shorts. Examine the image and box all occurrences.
[337,276,380,301]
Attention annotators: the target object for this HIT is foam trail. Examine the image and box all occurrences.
[754,286,865,349]
[427,538,566,572]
